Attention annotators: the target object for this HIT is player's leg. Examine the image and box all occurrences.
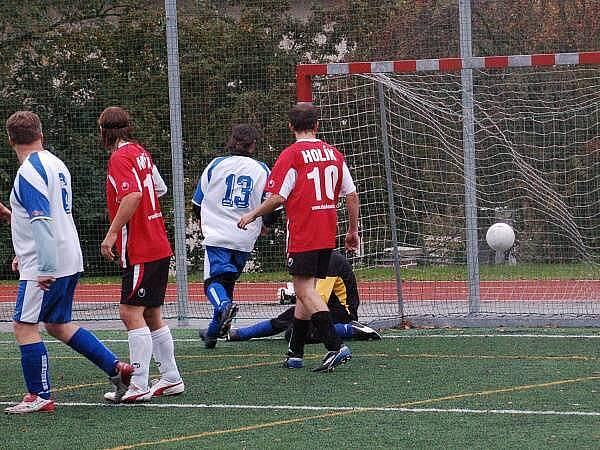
[283,294,312,368]
[5,281,54,414]
[43,274,133,387]
[143,306,184,397]
[291,250,351,372]
[202,247,240,347]
[107,262,156,402]
[230,307,295,341]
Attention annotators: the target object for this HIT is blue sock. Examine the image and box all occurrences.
[20,342,51,399]
[205,282,230,310]
[236,320,274,340]
[67,327,119,376]
[207,309,220,337]
[334,323,354,339]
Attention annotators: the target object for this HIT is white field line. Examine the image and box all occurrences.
[384,334,600,339]
[1,334,599,345]
[0,401,599,417]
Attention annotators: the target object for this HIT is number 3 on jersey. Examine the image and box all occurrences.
[307,165,339,201]
[222,174,254,208]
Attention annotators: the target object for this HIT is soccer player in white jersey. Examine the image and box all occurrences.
[192,124,273,349]
[4,111,132,414]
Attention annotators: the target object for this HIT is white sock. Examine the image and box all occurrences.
[128,327,152,391]
[151,326,181,383]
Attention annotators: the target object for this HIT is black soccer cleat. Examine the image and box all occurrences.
[227,328,242,342]
[350,321,382,341]
[199,328,217,349]
[217,302,239,338]
[312,345,352,373]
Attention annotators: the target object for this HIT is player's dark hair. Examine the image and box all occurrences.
[288,103,318,132]
[226,124,260,156]
[98,106,134,149]
[6,111,43,145]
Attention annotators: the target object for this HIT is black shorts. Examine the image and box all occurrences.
[287,249,332,279]
[121,257,170,307]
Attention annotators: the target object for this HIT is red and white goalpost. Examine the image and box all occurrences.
[296,51,600,327]
[296,52,600,102]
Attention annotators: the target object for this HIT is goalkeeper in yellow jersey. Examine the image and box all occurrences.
[201,250,380,343]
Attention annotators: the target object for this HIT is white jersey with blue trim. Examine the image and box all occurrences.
[10,150,84,280]
[192,155,270,252]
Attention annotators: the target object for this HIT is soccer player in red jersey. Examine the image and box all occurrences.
[238,103,360,372]
[99,107,183,402]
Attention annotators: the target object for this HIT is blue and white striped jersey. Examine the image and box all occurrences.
[192,155,270,252]
[10,150,84,280]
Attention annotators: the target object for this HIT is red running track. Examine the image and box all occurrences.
[0,280,598,303]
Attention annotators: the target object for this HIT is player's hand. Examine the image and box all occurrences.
[37,275,55,291]
[0,202,11,223]
[101,231,118,261]
[345,230,360,252]
[260,225,269,236]
[11,256,18,272]
[237,212,256,230]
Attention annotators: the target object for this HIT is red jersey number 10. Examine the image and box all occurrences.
[306,165,339,201]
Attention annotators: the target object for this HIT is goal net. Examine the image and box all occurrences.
[303,54,600,326]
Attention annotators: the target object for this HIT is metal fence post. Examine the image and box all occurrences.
[164,0,189,324]
[378,82,405,318]
[459,0,481,313]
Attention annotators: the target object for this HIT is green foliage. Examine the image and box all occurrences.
[0,1,598,276]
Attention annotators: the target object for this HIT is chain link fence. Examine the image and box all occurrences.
[0,1,598,325]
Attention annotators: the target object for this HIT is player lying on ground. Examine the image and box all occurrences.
[4,111,132,414]
[201,250,380,343]
[238,103,361,372]
[99,107,183,402]
[192,124,276,349]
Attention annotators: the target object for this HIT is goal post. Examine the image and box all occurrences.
[297,51,600,327]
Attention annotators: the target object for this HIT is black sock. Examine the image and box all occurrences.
[311,311,342,352]
[287,318,310,358]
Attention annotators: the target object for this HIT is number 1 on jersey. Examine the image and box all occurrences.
[143,173,157,211]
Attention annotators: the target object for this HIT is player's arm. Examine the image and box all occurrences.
[0,201,11,223]
[16,171,56,289]
[340,161,360,251]
[239,152,294,230]
[152,165,167,198]
[102,153,143,260]
[31,218,57,290]
[238,194,285,230]
[101,192,142,261]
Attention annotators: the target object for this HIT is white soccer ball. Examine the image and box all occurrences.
[486,222,515,252]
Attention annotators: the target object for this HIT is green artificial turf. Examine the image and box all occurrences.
[1,328,599,449]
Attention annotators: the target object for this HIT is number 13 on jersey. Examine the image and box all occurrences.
[222,174,254,208]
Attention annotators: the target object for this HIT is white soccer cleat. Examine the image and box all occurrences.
[149,378,185,397]
[5,394,55,414]
[104,384,151,403]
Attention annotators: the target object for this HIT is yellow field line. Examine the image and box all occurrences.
[0,353,276,361]
[104,374,600,450]
[0,351,594,398]
[106,410,354,450]
[1,354,365,399]
[395,375,600,408]
[1,351,595,363]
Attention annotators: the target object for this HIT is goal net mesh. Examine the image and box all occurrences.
[313,65,600,323]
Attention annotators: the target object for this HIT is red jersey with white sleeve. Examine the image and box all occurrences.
[265,138,356,253]
[106,142,172,267]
